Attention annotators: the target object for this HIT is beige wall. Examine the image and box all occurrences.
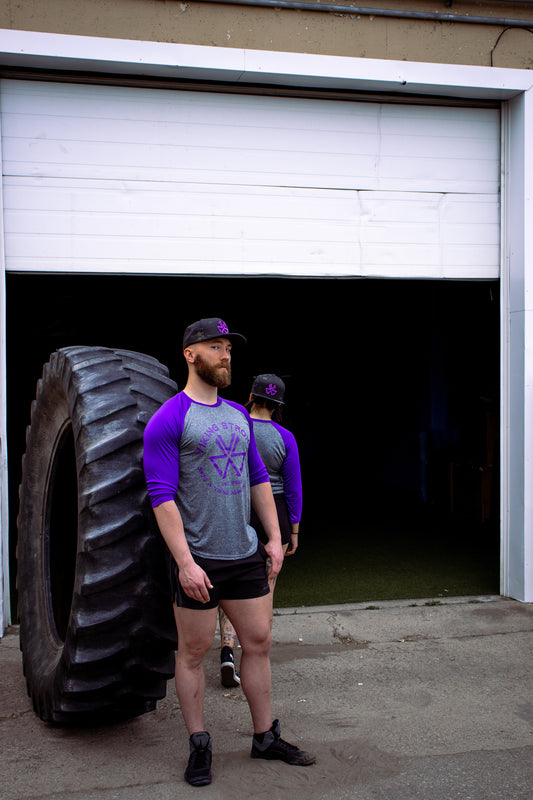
[0,0,532,69]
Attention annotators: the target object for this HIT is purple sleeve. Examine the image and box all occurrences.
[143,392,190,508]
[275,424,303,524]
[225,399,270,487]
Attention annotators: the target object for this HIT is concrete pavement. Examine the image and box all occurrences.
[1,594,533,799]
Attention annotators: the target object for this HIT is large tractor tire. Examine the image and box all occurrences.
[17,346,178,725]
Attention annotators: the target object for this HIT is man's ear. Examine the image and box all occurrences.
[183,346,196,364]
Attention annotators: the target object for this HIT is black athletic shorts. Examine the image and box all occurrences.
[170,541,270,610]
[251,492,292,547]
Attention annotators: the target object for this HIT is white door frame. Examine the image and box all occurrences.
[500,89,533,602]
[0,109,8,633]
[0,31,532,629]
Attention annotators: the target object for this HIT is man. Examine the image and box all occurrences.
[143,317,315,786]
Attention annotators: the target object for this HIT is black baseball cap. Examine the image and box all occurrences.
[251,374,286,405]
[182,317,247,349]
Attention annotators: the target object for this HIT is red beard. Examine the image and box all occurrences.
[194,352,232,388]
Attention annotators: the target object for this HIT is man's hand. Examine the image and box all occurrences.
[177,559,213,604]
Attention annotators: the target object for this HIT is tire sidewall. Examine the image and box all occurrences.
[18,360,75,715]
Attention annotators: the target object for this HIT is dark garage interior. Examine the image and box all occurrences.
[6,274,500,611]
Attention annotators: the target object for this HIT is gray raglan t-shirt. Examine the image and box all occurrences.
[251,418,303,524]
[144,391,270,560]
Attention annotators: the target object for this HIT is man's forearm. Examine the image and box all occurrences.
[153,500,214,602]
[153,500,194,568]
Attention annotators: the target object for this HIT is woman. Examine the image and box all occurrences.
[219,373,303,688]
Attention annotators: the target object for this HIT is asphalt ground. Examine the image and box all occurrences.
[1,595,533,800]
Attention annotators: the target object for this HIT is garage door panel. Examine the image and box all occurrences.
[5,211,354,244]
[380,133,497,163]
[2,149,380,192]
[1,80,500,278]
[2,111,381,157]
[441,243,500,265]
[0,81,379,132]
[2,144,498,195]
[361,263,497,279]
[6,234,357,261]
[362,242,499,267]
[3,175,499,278]
[378,156,497,193]
[2,81,499,196]
[4,177,353,220]
[7,106,498,167]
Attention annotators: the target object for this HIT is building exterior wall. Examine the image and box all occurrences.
[0,0,532,69]
[0,3,532,629]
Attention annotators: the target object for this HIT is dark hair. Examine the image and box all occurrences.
[246,395,283,424]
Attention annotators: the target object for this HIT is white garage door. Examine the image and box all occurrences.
[0,79,500,278]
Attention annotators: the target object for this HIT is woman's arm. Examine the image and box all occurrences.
[250,482,284,579]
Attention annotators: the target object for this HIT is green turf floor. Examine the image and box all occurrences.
[273,511,500,607]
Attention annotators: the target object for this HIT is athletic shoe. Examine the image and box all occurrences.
[220,645,241,688]
[184,731,212,786]
[251,719,316,766]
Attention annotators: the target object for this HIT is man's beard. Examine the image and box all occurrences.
[194,353,232,388]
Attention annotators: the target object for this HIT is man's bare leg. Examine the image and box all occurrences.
[221,594,316,767]
[173,604,218,734]
[221,594,273,733]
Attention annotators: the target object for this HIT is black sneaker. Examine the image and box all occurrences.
[251,719,316,766]
[184,731,212,786]
[220,646,241,688]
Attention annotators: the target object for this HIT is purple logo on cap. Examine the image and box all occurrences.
[266,383,278,397]
[217,320,229,335]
